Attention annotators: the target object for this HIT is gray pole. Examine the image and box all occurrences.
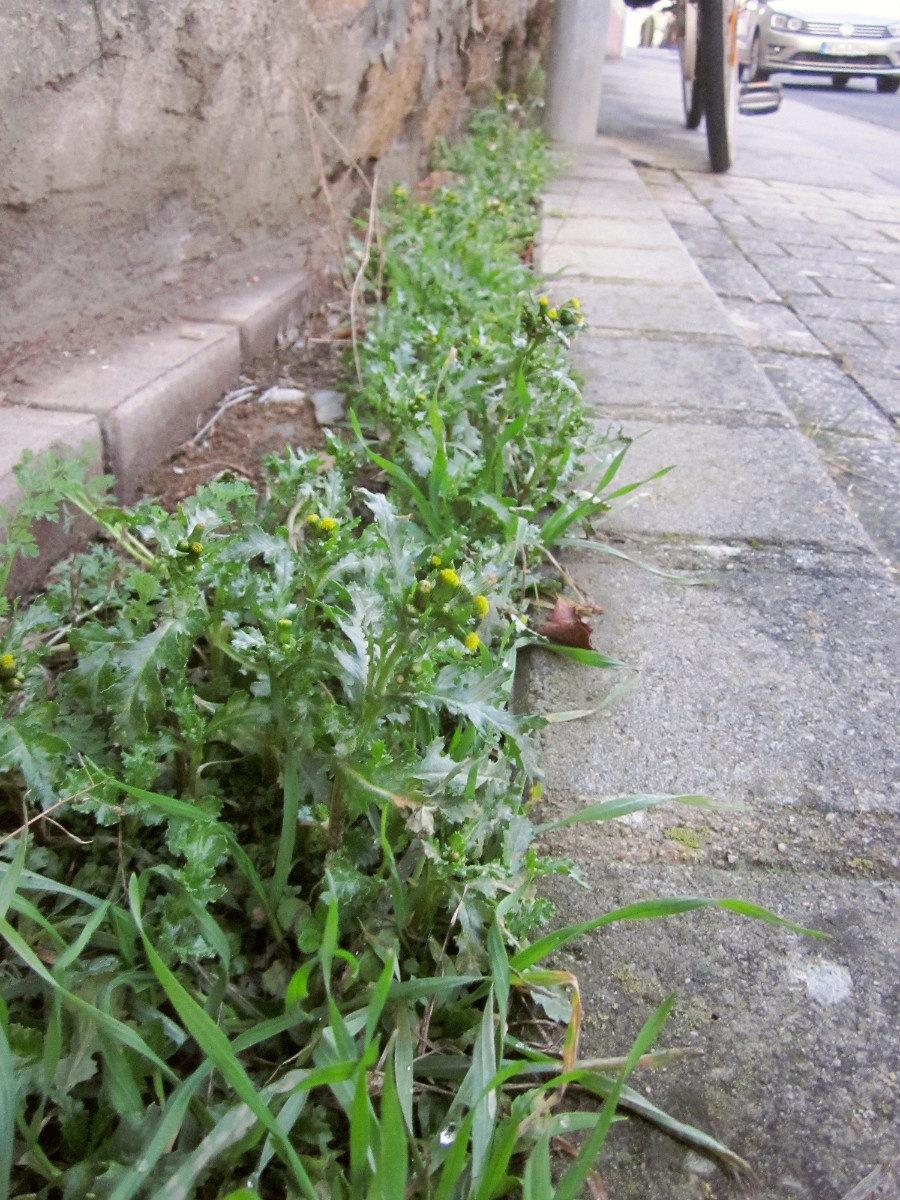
[544,0,612,144]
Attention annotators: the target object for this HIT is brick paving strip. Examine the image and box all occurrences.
[532,147,900,1199]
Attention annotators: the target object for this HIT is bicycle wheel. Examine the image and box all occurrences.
[680,1,704,128]
[699,0,738,173]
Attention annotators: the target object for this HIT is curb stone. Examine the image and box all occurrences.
[1,270,324,591]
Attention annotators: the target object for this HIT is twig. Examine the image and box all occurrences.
[298,84,352,288]
[416,886,467,1057]
[349,168,380,386]
[540,545,604,613]
[43,816,92,846]
[45,591,115,648]
[191,387,256,445]
[0,792,98,848]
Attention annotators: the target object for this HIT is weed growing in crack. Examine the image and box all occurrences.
[0,97,820,1199]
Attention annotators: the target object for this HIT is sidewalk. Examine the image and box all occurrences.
[531,138,900,1197]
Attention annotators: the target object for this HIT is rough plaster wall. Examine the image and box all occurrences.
[0,0,545,367]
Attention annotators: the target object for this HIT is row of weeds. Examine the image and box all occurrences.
[0,100,816,1198]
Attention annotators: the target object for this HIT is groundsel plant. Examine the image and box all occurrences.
[0,97,821,1198]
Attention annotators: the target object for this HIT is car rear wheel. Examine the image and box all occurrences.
[748,33,770,82]
[876,76,900,94]
[832,74,850,89]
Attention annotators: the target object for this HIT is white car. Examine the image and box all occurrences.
[738,0,900,91]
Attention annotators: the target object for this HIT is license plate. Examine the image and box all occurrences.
[820,40,868,56]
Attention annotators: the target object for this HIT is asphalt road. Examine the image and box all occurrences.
[596,47,900,188]
[784,75,900,134]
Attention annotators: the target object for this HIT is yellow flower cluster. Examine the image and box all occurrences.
[307,514,338,535]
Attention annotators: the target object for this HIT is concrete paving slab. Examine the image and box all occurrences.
[850,370,900,422]
[801,317,886,355]
[536,858,900,1200]
[550,281,736,339]
[0,408,103,594]
[815,276,899,301]
[666,226,744,260]
[866,322,900,351]
[541,214,683,249]
[719,298,829,355]
[573,337,789,419]
[759,354,895,440]
[691,255,781,303]
[736,258,829,296]
[524,559,898,814]
[541,244,706,286]
[592,419,872,549]
[648,200,722,229]
[543,188,667,222]
[791,294,900,326]
[814,431,900,567]
[729,235,789,259]
[841,348,900,380]
[187,272,314,359]
[790,260,887,283]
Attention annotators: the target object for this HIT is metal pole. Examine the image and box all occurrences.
[544,0,612,144]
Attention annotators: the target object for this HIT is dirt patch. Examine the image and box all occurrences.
[140,306,348,508]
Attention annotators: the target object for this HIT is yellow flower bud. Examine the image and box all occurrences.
[439,568,460,589]
[464,632,480,652]
[474,595,489,617]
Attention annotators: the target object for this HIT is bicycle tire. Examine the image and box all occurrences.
[681,1,704,128]
[700,0,736,173]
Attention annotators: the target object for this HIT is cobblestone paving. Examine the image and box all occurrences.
[640,166,900,569]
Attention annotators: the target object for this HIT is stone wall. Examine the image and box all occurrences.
[0,0,549,370]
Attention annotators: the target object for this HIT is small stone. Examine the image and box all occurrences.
[178,326,207,341]
[260,386,306,405]
[777,842,788,852]
[312,389,347,424]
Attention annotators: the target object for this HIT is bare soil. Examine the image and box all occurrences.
[140,307,347,509]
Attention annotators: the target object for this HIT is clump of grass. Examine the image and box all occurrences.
[0,97,820,1199]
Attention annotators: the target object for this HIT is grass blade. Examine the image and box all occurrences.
[580,1074,752,1176]
[511,896,825,973]
[533,793,717,834]
[377,1056,409,1200]
[127,876,319,1200]
[554,994,675,1200]
[521,1132,552,1200]
[0,1012,14,1200]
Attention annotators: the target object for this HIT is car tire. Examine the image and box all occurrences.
[832,74,850,88]
[749,34,770,83]
[876,76,900,94]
